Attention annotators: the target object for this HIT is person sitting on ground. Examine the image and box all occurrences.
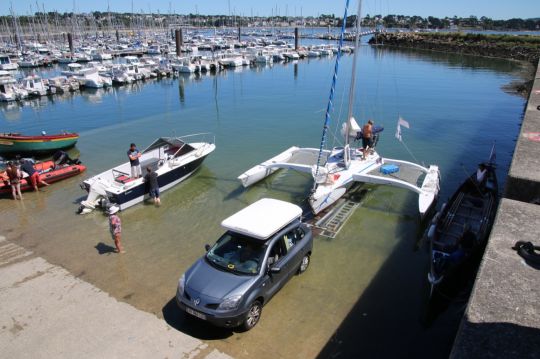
[20,159,49,191]
[127,143,142,178]
[143,166,160,206]
[5,161,23,200]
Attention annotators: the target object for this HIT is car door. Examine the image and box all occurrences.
[282,226,308,277]
[264,236,291,298]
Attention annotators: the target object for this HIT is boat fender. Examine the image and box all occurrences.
[512,241,540,269]
[427,224,436,240]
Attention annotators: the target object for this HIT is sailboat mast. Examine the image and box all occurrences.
[312,0,351,189]
[344,0,363,147]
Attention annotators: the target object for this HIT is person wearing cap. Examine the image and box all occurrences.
[5,161,23,200]
[127,143,142,178]
[108,207,125,254]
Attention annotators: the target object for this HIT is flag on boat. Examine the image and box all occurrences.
[395,117,410,142]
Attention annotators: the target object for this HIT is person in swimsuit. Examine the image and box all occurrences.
[6,162,23,200]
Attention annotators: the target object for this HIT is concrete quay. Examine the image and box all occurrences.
[0,236,232,359]
[505,61,540,203]
[451,61,540,357]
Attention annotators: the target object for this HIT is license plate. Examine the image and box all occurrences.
[186,307,207,320]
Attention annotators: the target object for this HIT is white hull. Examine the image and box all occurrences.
[79,134,216,213]
[239,146,440,216]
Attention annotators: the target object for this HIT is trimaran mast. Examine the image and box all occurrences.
[344,0,363,154]
[312,0,363,191]
[312,0,351,190]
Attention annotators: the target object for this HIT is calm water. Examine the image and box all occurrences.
[0,44,526,358]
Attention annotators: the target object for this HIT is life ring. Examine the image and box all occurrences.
[512,241,540,268]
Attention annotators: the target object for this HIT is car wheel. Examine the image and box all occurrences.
[298,254,310,274]
[241,301,262,331]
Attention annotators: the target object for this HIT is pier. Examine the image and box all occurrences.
[451,60,540,357]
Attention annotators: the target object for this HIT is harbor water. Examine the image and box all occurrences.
[0,43,526,358]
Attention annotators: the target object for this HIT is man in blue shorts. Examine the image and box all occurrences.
[144,166,160,206]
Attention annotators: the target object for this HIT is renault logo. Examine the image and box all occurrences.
[193,298,201,306]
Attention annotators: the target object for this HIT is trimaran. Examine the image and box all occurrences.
[238,0,440,217]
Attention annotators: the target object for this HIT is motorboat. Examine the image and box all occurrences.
[111,66,135,85]
[0,55,18,70]
[47,76,79,93]
[61,62,84,76]
[427,147,498,293]
[78,134,216,213]
[90,49,113,61]
[20,74,53,97]
[147,45,161,55]
[237,0,440,217]
[74,67,112,88]
[18,57,40,68]
[0,71,28,101]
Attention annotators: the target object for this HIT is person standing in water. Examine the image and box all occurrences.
[108,207,125,254]
[20,159,49,191]
[6,162,23,200]
[127,143,142,178]
[144,166,161,206]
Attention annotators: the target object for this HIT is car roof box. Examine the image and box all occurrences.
[221,198,302,240]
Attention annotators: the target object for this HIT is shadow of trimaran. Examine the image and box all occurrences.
[237,0,441,218]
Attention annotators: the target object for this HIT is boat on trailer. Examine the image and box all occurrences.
[238,0,440,217]
[427,147,498,293]
[78,134,215,214]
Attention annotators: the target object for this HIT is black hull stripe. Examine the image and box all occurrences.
[109,155,207,205]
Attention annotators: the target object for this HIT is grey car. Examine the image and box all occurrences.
[176,198,313,331]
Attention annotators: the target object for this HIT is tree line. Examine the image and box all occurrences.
[359,14,540,31]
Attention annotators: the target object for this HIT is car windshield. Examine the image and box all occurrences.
[206,232,265,275]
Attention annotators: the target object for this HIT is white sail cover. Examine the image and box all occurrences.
[341,117,361,138]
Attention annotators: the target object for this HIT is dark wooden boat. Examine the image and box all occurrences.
[0,132,79,155]
[426,148,498,294]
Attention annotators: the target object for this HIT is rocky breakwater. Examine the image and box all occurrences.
[369,32,540,64]
[370,32,540,96]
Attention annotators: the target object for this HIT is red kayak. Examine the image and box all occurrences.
[0,160,86,195]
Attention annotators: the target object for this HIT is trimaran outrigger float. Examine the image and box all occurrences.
[238,0,440,217]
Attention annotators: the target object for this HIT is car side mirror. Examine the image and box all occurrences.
[204,244,211,252]
[269,266,281,274]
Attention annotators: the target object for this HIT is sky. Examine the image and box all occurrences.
[0,0,539,20]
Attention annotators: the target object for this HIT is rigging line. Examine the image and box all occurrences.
[330,67,350,149]
[400,139,420,164]
[313,0,351,187]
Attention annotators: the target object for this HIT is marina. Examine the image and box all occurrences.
[0,1,538,358]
